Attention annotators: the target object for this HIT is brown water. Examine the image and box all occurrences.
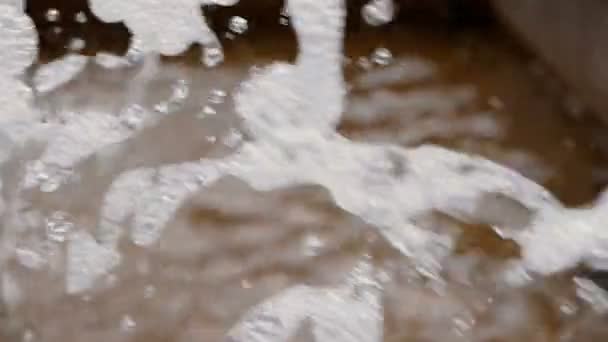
[3,2,608,342]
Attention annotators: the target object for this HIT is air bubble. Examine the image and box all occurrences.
[45,8,61,22]
[228,16,248,34]
[362,0,395,26]
[74,11,87,23]
[371,47,392,66]
[67,38,85,51]
[203,46,224,68]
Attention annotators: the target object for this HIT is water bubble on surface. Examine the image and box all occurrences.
[371,47,393,66]
[74,11,87,23]
[67,38,86,52]
[203,46,224,68]
[229,16,249,34]
[45,8,61,22]
[362,0,395,26]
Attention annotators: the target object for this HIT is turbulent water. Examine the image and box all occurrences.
[1,0,608,341]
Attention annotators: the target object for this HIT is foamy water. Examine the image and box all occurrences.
[1,0,608,341]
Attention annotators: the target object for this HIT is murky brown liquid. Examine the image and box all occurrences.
[3,2,608,342]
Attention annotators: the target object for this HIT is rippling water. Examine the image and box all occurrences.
[2,1,608,341]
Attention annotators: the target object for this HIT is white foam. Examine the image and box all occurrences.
[95,0,561,276]
[33,54,89,93]
[0,3,38,126]
[66,230,120,294]
[226,258,383,342]
[89,0,239,59]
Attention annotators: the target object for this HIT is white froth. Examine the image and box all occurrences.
[33,54,89,93]
[0,3,38,125]
[66,230,120,294]
[21,106,160,191]
[93,0,584,282]
[89,0,238,58]
[227,258,383,342]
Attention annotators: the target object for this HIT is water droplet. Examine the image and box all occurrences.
[67,38,85,51]
[228,16,248,34]
[203,46,224,68]
[362,0,395,26]
[120,315,137,332]
[45,8,61,22]
[74,11,87,24]
[371,47,392,66]
[209,89,227,104]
